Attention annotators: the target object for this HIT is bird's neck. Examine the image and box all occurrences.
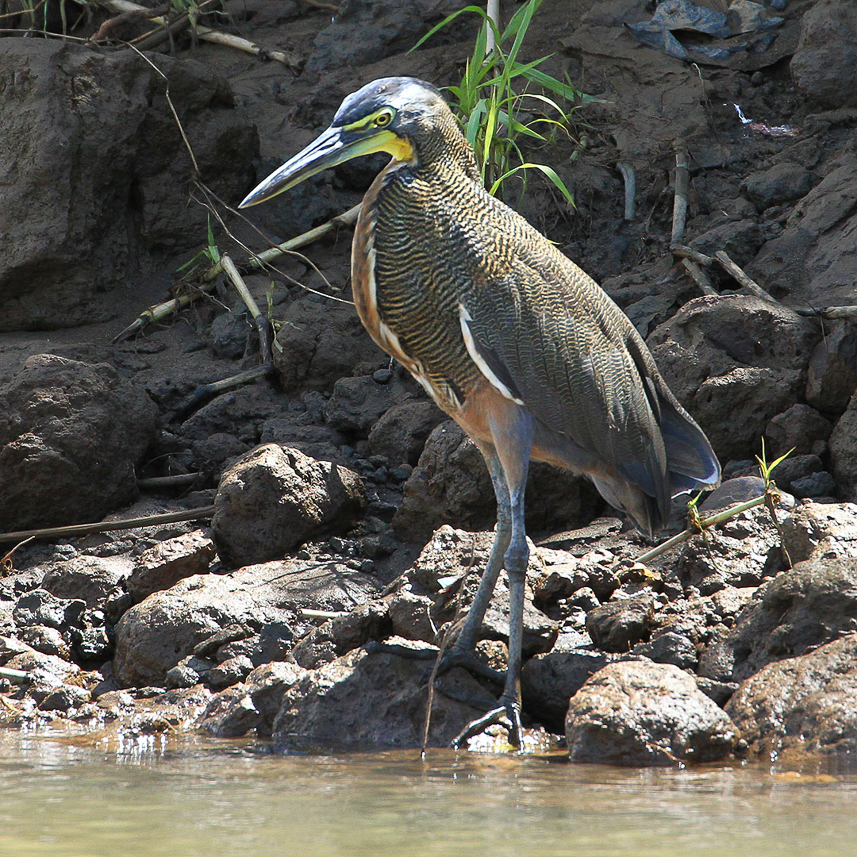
[406,114,481,184]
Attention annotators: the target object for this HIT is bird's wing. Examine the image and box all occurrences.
[460,251,671,508]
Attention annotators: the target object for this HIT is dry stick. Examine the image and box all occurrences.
[221,253,274,364]
[681,258,717,296]
[617,162,636,221]
[713,250,772,300]
[669,242,713,267]
[100,0,300,69]
[113,287,213,344]
[0,667,30,684]
[137,473,203,490]
[671,141,690,246]
[0,506,216,545]
[90,2,170,41]
[635,495,765,564]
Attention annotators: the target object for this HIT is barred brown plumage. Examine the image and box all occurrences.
[239,76,721,750]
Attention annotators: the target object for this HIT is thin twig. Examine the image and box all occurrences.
[681,258,717,296]
[671,141,689,245]
[635,495,765,564]
[137,473,203,490]
[714,250,773,301]
[0,506,216,545]
[221,253,273,364]
[617,162,636,221]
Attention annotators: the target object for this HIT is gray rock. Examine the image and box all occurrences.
[323,375,412,435]
[0,355,159,531]
[291,601,392,669]
[272,294,383,393]
[366,400,446,466]
[805,321,857,413]
[38,684,92,713]
[632,631,698,670]
[13,589,83,631]
[212,444,366,567]
[19,625,70,659]
[166,655,214,689]
[565,660,736,765]
[272,640,488,750]
[830,393,857,500]
[586,592,655,653]
[4,650,80,702]
[386,588,435,642]
[790,471,837,499]
[780,501,857,564]
[128,530,217,603]
[113,560,380,686]
[209,655,254,690]
[199,688,260,738]
[698,556,857,683]
[791,0,857,109]
[726,633,857,760]
[765,404,832,458]
[741,162,814,210]
[647,296,820,463]
[522,646,616,732]
[0,40,257,331]
[42,555,133,609]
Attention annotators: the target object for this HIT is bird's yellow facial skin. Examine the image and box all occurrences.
[238,112,414,209]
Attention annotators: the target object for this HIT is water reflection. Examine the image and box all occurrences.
[1,731,855,857]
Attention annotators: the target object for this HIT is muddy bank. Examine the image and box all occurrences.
[1,0,857,765]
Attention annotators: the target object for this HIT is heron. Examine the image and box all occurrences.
[239,77,720,748]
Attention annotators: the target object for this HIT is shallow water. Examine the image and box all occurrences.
[2,731,856,857]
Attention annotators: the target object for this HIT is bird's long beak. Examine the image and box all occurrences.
[239,125,405,209]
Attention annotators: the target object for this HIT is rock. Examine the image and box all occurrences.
[366,400,446,465]
[765,404,832,458]
[272,640,488,750]
[790,471,837,499]
[212,444,366,567]
[565,661,736,766]
[830,393,857,500]
[632,631,698,670]
[113,559,380,686]
[323,375,412,434]
[585,592,655,652]
[20,626,70,659]
[4,650,79,703]
[780,501,857,564]
[291,601,392,669]
[209,655,254,690]
[747,156,857,308]
[272,294,383,392]
[42,555,133,608]
[741,162,814,210]
[522,645,617,732]
[647,296,820,463]
[805,321,857,413]
[791,0,857,109]
[0,355,159,531]
[199,688,260,737]
[394,421,598,542]
[386,587,435,642]
[127,530,217,603]
[244,661,307,735]
[726,633,857,760]
[166,655,214,689]
[38,684,92,713]
[13,589,83,631]
[0,39,257,331]
[698,556,857,683]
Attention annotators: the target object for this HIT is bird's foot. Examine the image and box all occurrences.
[437,644,505,686]
[451,695,524,751]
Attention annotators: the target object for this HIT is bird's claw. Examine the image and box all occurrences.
[437,645,506,685]
[451,697,524,750]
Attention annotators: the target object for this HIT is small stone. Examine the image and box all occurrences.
[209,655,254,690]
[585,592,655,652]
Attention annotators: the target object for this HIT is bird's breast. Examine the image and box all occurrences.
[351,163,484,414]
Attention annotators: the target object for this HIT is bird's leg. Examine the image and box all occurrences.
[439,444,511,683]
[451,413,532,750]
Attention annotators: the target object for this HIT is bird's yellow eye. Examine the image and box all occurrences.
[374,110,393,127]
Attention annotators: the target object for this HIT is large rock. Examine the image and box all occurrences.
[565,660,736,766]
[830,393,857,500]
[726,634,857,761]
[212,444,367,567]
[0,354,159,531]
[394,421,600,542]
[272,640,488,750]
[805,321,857,414]
[790,0,857,109]
[747,156,857,309]
[698,556,857,683]
[113,560,380,686]
[647,295,820,462]
[780,501,857,564]
[0,38,257,331]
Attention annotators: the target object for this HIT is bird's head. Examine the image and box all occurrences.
[239,77,466,208]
